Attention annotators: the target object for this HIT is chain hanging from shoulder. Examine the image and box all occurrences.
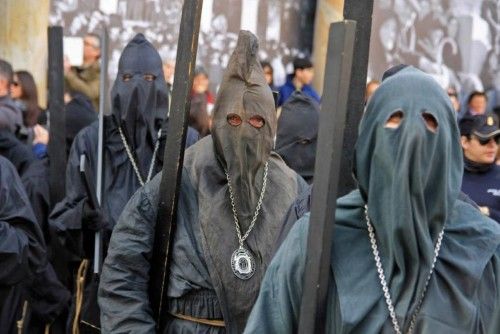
[118,126,161,187]
[364,205,444,334]
[226,161,269,280]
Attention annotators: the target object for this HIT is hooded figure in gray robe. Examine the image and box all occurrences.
[98,30,308,334]
[244,67,500,333]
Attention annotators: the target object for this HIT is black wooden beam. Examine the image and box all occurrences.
[297,20,356,334]
[338,0,374,197]
[47,26,66,208]
[149,0,204,331]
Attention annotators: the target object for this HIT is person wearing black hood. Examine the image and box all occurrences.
[49,33,198,332]
[98,31,308,333]
[276,91,319,184]
[459,114,500,222]
[0,156,46,333]
[245,67,500,333]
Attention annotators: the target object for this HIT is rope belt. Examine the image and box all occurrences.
[169,312,225,327]
[73,259,89,334]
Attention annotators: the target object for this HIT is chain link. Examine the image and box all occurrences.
[364,205,444,334]
[118,126,161,187]
[226,162,269,248]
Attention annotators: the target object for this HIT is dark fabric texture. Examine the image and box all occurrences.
[0,156,46,333]
[0,132,69,330]
[65,93,97,155]
[98,136,307,334]
[110,33,169,177]
[245,191,500,333]
[276,91,319,183]
[245,67,500,333]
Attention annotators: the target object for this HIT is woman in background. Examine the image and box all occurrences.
[11,70,42,127]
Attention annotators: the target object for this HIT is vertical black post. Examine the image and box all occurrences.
[149,0,204,331]
[297,20,356,334]
[337,0,374,197]
[47,26,66,208]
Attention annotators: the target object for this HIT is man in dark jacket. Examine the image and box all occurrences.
[0,156,46,333]
[98,30,308,333]
[459,114,500,222]
[50,33,197,332]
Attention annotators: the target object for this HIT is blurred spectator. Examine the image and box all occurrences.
[465,91,488,116]
[365,80,380,104]
[163,59,175,91]
[459,114,500,222]
[260,61,276,91]
[189,66,214,137]
[276,91,319,184]
[0,59,23,135]
[447,86,460,113]
[64,33,101,111]
[277,57,320,106]
[10,70,43,127]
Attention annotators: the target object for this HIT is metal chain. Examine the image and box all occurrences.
[118,126,161,187]
[226,162,269,248]
[364,205,444,334]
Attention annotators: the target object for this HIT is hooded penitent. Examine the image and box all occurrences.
[211,31,277,221]
[276,91,319,183]
[111,33,168,176]
[244,66,500,333]
[98,30,307,334]
[353,66,463,328]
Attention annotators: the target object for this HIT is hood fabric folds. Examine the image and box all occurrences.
[354,66,463,328]
[110,33,168,176]
[211,30,276,222]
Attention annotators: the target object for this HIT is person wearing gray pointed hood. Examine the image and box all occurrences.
[244,67,500,333]
[98,30,308,333]
[49,33,198,332]
[276,90,319,184]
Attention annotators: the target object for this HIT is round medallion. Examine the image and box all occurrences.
[231,247,256,280]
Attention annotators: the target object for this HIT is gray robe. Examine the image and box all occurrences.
[98,136,308,333]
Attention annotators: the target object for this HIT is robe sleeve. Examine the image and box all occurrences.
[98,174,159,334]
[48,126,96,262]
[0,157,46,285]
[244,215,310,334]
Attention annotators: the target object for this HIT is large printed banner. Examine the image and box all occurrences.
[369,0,500,100]
[50,0,316,90]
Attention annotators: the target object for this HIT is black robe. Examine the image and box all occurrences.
[0,156,46,333]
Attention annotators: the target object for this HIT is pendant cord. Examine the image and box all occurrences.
[364,205,444,334]
[226,162,269,248]
[118,126,161,187]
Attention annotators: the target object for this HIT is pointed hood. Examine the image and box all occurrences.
[354,66,463,328]
[110,33,168,175]
[211,30,276,221]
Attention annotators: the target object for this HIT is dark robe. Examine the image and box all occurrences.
[0,156,46,333]
[98,137,308,333]
[245,67,500,333]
